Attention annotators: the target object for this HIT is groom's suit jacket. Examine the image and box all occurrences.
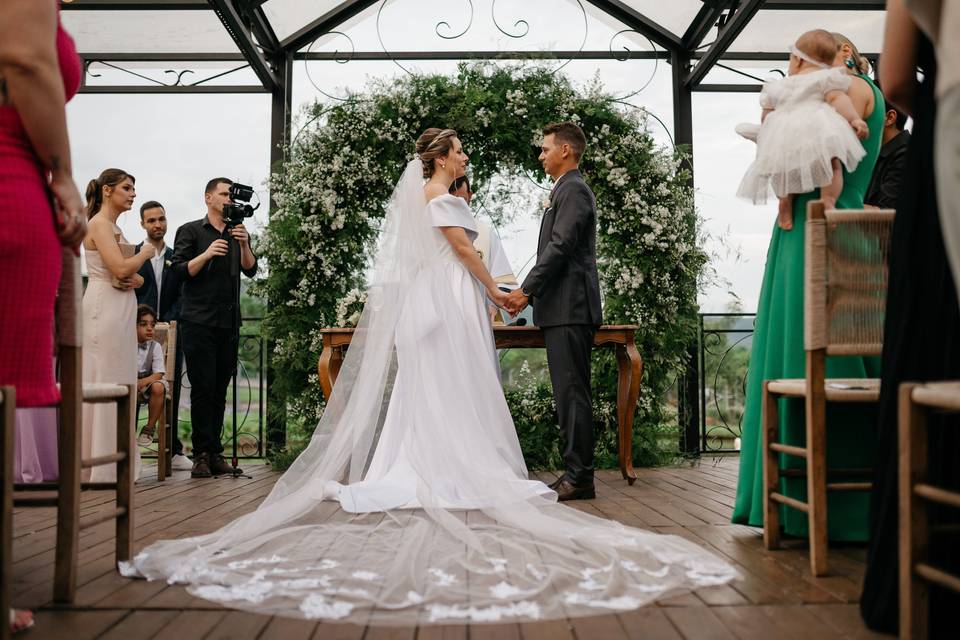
[521,169,602,328]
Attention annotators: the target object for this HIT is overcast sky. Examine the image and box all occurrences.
[63,1,887,314]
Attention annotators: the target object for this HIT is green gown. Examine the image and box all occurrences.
[732,74,885,541]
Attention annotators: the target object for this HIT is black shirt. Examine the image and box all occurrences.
[865,129,910,209]
[171,215,258,329]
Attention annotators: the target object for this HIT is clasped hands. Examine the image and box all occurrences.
[489,287,529,316]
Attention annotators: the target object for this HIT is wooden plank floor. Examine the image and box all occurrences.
[9,457,892,639]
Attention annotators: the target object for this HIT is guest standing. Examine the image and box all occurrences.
[864,105,910,209]
[733,32,884,541]
[171,178,257,478]
[134,200,190,469]
[81,169,153,482]
[135,201,182,322]
[860,0,960,633]
[907,0,960,309]
[0,0,85,632]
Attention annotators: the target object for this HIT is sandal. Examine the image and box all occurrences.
[9,608,34,634]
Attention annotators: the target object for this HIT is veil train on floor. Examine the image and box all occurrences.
[121,159,738,625]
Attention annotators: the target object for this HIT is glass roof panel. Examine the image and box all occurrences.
[263,0,346,42]
[725,10,885,55]
[62,10,241,54]
[299,0,666,55]
[617,1,704,38]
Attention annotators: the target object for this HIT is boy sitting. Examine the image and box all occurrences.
[136,304,168,447]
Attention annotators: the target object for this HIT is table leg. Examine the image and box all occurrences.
[318,347,345,401]
[616,342,643,485]
[329,349,343,392]
[318,346,333,400]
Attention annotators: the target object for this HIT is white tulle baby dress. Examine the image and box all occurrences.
[737,67,866,203]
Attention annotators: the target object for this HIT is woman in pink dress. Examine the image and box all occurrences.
[0,0,85,633]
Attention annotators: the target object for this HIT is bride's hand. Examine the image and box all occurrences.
[489,288,510,310]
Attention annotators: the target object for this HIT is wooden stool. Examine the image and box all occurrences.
[899,381,960,639]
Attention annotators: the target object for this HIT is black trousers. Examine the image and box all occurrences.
[543,324,596,485]
[180,320,237,457]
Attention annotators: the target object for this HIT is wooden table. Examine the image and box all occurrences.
[317,325,643,485]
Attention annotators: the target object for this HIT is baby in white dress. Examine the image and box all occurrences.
[737,29,869,230]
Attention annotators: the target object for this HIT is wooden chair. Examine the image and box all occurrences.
[899,381,960,639]
[1,386,15,640]
[10,248,136,604]
[138,321,177,480]
[763,201,894,576]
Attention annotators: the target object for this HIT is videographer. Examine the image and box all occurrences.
[171,177,257,478]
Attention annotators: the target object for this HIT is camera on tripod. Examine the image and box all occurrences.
[223,182,258,227]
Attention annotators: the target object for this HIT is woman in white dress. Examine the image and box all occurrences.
[82,168,153,482]
[122,130,737,625]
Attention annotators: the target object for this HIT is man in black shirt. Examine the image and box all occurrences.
[865,105,910,209]
[171,178,257,477]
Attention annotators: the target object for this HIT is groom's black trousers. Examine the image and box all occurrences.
[543,324,596,485]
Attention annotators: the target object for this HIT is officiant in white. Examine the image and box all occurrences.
[449,175,518,324]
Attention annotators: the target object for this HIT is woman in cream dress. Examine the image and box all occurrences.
[81,169,154,482]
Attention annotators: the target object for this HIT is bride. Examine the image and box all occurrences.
[122,128,737,625]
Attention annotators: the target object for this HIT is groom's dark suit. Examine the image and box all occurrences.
[521,169,602,486]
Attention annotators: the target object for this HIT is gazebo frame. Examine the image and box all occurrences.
[61,0,885,451]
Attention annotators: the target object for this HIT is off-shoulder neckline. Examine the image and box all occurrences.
[426,193,468,206]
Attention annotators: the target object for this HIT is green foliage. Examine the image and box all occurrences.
[257,63,705,470]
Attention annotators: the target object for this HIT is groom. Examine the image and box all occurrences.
[506,122,602,501]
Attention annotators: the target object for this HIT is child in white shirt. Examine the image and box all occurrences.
[136,304,167,447]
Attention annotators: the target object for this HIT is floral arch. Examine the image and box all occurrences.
[256,63,706,467]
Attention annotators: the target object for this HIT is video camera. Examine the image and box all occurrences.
[223,182,258,226]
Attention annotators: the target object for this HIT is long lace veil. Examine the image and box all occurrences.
[122,159,737,625]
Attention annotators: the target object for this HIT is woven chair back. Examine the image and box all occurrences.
[805,205,895,356]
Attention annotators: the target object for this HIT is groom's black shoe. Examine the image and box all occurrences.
[547,476,565,491]
[554,479,596,501]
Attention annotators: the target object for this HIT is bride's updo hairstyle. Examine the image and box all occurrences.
[415,128,457,178]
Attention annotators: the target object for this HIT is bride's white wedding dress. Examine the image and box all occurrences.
[121,160,737,625]
[326,193,554,513]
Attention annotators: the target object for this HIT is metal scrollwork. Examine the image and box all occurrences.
[548,0,587,75]
[696,314,756,453]
[435,0,475,39]
[304,31,358,101]
[376,0,414,76]
[164,69,195,86]
[84,59,248,88]
[491,0,529,39]
[606,29,658,101]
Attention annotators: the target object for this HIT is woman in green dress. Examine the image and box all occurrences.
[733,33,885,541]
